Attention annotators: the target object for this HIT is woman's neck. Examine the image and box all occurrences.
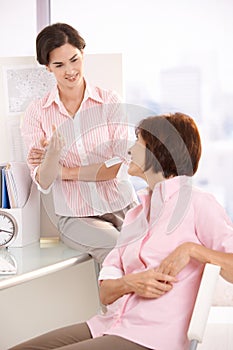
[58,79,86,116]
[144,170,165,191]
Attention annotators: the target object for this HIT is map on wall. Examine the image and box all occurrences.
[3,65,56,114]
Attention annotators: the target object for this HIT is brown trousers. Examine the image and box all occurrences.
[9,322,151,350]
[58,203,136,264]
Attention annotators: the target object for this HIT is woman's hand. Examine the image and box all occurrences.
[157,243,193,277]
[28,125,64,168]
[27,136,48,166]
[27,147,46,166]
[45,124,64,159]
[100,269,176,305]
[34,125,65,189]
[123,268,176,299]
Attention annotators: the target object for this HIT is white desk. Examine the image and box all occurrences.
[0,239,91,290]
[0,240,99,349]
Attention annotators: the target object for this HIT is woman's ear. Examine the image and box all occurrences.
[46,65,52,72]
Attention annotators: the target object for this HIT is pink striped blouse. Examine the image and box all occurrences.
[21,81,137,217]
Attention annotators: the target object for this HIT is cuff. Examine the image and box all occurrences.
[104,157,122,168]
[99,266,124,281]
[33,166,53,194]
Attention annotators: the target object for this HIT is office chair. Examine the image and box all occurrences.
[188,263,221,350]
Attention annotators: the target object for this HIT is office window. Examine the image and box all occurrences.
[50,0,233,218]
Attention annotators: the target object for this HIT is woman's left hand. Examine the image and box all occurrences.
[27,136,48,166]
[28,147,46,166]
[157,243,193,277]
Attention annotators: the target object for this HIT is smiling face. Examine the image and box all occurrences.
[47,43,84,90]
[128,132,147,179]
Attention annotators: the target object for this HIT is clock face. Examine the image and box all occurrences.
[0,211,18,247]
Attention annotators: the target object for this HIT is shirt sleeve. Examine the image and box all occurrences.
[98,246,124,281]
[194,191,233,252]
[21,99,48,184]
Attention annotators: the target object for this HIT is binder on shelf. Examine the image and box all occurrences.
[1,167,10,209]
[1,162,32,209]
[0,165,4,205]
[0,162,40,247]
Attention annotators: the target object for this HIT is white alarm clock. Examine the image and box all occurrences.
[0,210,18,247]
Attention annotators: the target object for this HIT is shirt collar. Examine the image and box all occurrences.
[138,175,192,204]
[42,85,58,108]
[42,79,103,109]
[155,175,192,201]
[84,80,104,103]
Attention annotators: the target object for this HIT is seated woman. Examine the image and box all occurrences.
[10,112,233,350]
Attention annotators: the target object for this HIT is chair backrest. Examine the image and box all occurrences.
[187,263,221,350]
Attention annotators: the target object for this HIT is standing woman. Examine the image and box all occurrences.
[23,23,137,263]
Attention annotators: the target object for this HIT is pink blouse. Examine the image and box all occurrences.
[87,176,233,350]
[21,81,137,217]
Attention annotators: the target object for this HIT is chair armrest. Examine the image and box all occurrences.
[187,263,221,344]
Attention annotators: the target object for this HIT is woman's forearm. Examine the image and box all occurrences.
[35,154,61,189]
[62,162,122,181]
[190,243,233,283]
[33,125,64,189]
[99,278,132,305]
[99,270,176,305]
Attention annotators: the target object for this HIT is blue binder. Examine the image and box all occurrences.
[1,167,10,209]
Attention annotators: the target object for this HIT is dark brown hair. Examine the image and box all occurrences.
[36,23,86,65]
[136,112,202,178]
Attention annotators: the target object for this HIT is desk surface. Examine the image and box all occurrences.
[0,240,91,290]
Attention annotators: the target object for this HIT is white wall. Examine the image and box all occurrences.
[0,0,37,163]
[0,0,37,57]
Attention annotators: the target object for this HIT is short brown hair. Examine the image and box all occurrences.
[36,23,86,65]
[136,112,202,178]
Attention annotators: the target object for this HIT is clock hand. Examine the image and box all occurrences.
[0,229,13,234]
